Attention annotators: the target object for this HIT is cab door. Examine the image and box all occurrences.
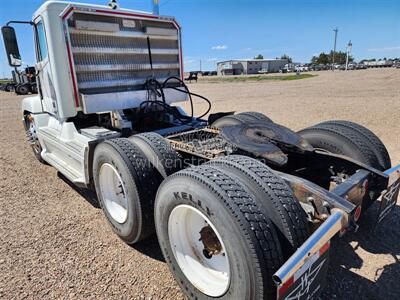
[34,19,57,115]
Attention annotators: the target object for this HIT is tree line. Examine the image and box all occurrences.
[311,51,353,65]
[254,54,293,63]
[252,52,398,65]
[311,52,399,65]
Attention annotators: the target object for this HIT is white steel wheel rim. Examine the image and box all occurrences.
[99,163,128,224]
[168,204,230,297]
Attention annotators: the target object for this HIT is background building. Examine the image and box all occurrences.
[217,59,289,75]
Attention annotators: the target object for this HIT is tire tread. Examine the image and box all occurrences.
[208,155,308,254]
[131,132,182,177]
[165,165,284,298]
[298,124,381,169]
[238,111,273,123]
[103,138,159,242]
[318,120,391,170]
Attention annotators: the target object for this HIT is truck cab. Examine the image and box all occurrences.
[3,1,188,186]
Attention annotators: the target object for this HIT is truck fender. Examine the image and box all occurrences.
[22,96,43,114]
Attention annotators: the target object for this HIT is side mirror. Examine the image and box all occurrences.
[1,26,22,67]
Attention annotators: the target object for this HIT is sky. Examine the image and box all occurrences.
[0,0,399,76]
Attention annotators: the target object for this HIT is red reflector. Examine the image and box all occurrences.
[363,179,369,191]
[319,241,330,256]
[279,276,294,298]
[354,206,362,222]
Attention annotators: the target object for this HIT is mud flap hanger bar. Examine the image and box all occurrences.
[276,171,359,215]
[273,164,399,298]
[273,209,345,286]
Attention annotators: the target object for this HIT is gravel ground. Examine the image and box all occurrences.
[0,68,399,299]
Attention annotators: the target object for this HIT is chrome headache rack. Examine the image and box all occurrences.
[66,11,181,95]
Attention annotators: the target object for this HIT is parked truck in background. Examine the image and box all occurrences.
[0,66,38,94]
[2,1,399,299]
[13,66,38,95]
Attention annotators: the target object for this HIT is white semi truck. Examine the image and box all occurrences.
[2,1,399,299]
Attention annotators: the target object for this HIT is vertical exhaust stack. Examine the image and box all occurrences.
[152,0,159,15]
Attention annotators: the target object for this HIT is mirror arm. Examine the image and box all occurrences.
[14,67,22,76]
[6,20,34,26]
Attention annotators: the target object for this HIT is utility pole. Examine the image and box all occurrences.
[199,59,202,72]
[332,27,338,71]
[345,40,352,70]
[152,0,159,15]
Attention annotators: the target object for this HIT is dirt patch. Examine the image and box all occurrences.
[0,68,399,299]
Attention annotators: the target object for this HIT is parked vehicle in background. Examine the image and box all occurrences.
[296,65,309,72]
[282,63,296,72]
[0,81,15,92]
[363,60,394,68]
[308,64,321,71]
[13,66,38,95]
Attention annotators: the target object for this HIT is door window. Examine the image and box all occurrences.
[35,21,48,61]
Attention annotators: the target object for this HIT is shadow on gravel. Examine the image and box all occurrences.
[321,203,400,300]
[130,235,166,262]
[57,172,100,208]
[56,171,400,298]
[57,172,166,262]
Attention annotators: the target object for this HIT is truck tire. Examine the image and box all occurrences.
[5,83,13,92]
[155,165,283,300]
[4,83,15,92]
[298,122,382,170]
[238,111,273,123]
[93,138,162,244]
[31,84,38,94]
[211,114,254,128]
[316,120,391,170]
[207,155,308,258]
[15,84,29,95]
[25,114,46,164]
[129,132,182,178]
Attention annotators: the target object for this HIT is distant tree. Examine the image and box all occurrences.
[310,52,330,64]
[329,50,353,64]
[311,56,319,64]
[254,54,264,59]
[280,54,292,63]
[310,51,353,65]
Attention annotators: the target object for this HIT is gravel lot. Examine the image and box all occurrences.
[0,68,399,299]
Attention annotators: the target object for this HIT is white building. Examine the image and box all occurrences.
[217,59,289,75]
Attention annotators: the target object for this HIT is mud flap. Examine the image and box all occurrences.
[273,210,344,300]
[277,242,330,300]
[377,176,400,224]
